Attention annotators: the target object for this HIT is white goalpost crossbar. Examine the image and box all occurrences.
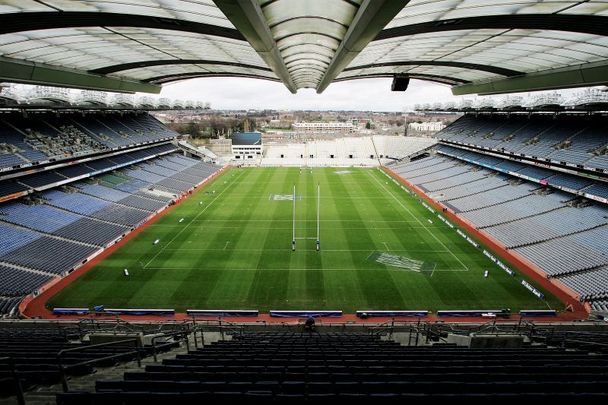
[291,182,321,251]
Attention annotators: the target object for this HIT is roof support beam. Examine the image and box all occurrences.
[452,61,608,95]
[90,59,273,75]
[146,72,281,84]
[213,0,297,93]
[0,12,243,40]
[334,73,468,86]
[376,14,608,41]
[0,57,160,94]
[343,61,522,77]
[316,0,409,94]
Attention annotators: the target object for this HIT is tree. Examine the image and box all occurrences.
[365,121,372,129]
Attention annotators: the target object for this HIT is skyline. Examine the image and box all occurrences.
[158,77,459,112]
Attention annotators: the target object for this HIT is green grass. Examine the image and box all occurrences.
[48,167,562,313]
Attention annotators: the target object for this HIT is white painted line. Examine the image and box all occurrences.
[144,267,469,272]
[143,169,245,268]
[371,170,469,271]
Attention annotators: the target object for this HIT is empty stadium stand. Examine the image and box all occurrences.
[54,330,608,403]
[0,153,221,314]
[0,321,188,402]
[0,111,224,317]
[0,112,175,172]
[261,136,435,166]
[391,113,608,310]
[437,114,608,172]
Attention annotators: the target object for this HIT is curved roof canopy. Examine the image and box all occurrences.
[0,1,607,95]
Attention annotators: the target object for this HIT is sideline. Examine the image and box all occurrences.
[20,166,230,319]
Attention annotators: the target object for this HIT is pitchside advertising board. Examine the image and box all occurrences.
[483,249,515,276]
[521,280,545,300]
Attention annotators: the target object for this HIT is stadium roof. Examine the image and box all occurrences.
[1,1,608,96]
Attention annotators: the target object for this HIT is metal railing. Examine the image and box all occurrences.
[151,329,191,362]
[57,338,142,392]
[0,356,24,405]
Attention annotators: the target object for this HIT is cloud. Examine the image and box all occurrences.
[158,77,460,111]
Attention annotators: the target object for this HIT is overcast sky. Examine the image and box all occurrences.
[158,77,460,112]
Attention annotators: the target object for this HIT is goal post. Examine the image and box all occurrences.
[316,183,320,252]
[291,183,320,252]
[292,184,296,251]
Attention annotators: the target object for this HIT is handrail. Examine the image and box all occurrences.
[0,357,24,405]
[57,338,142,392]
[151,330,191,362]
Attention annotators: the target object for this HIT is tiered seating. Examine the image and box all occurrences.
[391,149,608,306]
[0,148,221,306]
[54,218,127,246]
[514,225,608,276]
[56,164,96,178]
[0,181,29,199]
[446,182,533,212]
[77,183,132,202]
[438,114,608,171]
[0,109,224,311]
[18,171,66,188]
[408,164,471,185]
[0,326,149,393]
[0,265,53,296]
[433,175,508,200]
[374,135,437,160]
[592,300,608,311]
[0,297,21,316]
[43,189,111,215]
[423,169,488,193]
[262,136,435,166]
[0,153,23,168]
[459,191,567,228]
[0,202,81,233]
[0,120,48,166]
[484,205,608,248]
[437,143,608,202]
[57,332,608,403]
[584,182,608,199]
[0,223,40,256]
[0,112,178,172]
[118,195,166,212]
[0,236,98,275]
[558,266,608,301]
[547,173,594,190]
[125,167,165,183]
[90,204,150,227]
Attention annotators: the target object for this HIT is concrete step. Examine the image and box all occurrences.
[2,336,196,404]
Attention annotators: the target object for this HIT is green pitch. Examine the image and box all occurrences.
[48,167,561,312]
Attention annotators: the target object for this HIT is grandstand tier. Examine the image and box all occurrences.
[0,112,223,316]
[261,136,436,166]
[437,114,608,172]
[0,112,175,173]
[54,329,608,403]
[388,112,608,311]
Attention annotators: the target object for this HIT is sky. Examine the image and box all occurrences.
[158,77,460,112]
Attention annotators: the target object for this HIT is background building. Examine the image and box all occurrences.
[232,132,263,160]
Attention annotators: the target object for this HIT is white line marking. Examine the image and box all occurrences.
[161,248,450,253]
[185,219,426,223]
[371,170,469,271]
[144,267,469,272]
[143,169,245,268]
[429,263,437,277]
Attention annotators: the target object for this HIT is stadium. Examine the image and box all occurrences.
[1,1,608,403]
